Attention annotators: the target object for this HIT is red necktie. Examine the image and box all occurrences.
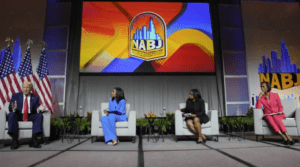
[23,96,28,121]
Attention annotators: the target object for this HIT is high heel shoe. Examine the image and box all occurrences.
[201,135,207,143]
[112,140,119,146]
[197,137,203,144]
[289,139,295,145]
[283,140,290,145]
[196,140,203,144]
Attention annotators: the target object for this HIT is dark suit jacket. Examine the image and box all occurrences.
[181,98,206,118]
[9,92,40,120]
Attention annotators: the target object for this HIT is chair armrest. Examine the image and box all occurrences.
[254,109,264,135]
[0,110,6,139]
[127,111,136,136]
[42,111,51,137]
[175,110,183,135]
[91,110,101,136]
[295,108,300,136]
[208,110,219,135]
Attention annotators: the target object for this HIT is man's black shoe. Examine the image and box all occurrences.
[10,140,19,150]
[29,140,41,148]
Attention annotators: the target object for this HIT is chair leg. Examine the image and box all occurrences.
[91,136,94,143]
[174,136,178,142]
[215,136,219,142]
[42,137,49,145]
[132,136,136,143]
[256,135,258,142]
[262,135,265,140]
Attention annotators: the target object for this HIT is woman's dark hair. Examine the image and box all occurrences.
[261,82,271,92]
[190,89,202,101]
[112,87,125,103]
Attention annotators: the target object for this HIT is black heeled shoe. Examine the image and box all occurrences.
[283,140,290,145]
[196,140,203,144]
[289,140,295,145]
[201,135,207,143]
[197,137,203,144]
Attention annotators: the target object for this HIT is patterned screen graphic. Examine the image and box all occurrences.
[80,2,215,73]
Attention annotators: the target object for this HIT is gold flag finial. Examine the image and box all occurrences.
[5,37,13,46]
[26,39,33,46]
[41,41,47,47]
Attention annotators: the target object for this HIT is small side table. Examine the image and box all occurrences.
[60,116,84,143]
[226,116,246,141]
[146,117,167,142]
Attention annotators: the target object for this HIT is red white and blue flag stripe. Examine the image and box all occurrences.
[35,48,52,113]
[0,46,22,109]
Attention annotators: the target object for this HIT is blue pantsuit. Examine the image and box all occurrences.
[101,98,128,143]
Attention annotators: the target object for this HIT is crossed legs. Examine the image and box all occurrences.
[266,115,293,143]
[186,117,206,142]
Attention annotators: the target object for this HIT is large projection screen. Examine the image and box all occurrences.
[80,2,215,73]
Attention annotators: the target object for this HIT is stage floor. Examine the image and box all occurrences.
[1,133,300,167]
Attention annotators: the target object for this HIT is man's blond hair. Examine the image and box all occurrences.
[23,81,33,88]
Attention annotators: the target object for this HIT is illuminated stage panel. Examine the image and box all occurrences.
[223,52,247,75]
[47,52,66,75]
[50,78,65,103]
[44,27,68,50]
[221,28,245,51]
[225,78,249,102]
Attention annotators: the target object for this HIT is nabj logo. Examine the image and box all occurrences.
[129,12,167,61]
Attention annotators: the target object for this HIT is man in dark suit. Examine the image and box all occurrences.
[8,81,45,150]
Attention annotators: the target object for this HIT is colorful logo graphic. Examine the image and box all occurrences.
[258,41,300,90]
[129,12,167,61]
[258,41,299,73]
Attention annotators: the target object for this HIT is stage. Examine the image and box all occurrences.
[0,133,300,167]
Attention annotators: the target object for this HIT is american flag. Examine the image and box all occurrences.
[0,46,22,109]
[18,46,39,98]
[35,48,52,113]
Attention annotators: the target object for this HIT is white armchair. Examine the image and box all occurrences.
[254,99,300,141]
[91,103,136,143]
[0,102,50,141]
[175,103,219,142]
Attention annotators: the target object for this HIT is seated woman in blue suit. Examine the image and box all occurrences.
[101,87,128,146]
